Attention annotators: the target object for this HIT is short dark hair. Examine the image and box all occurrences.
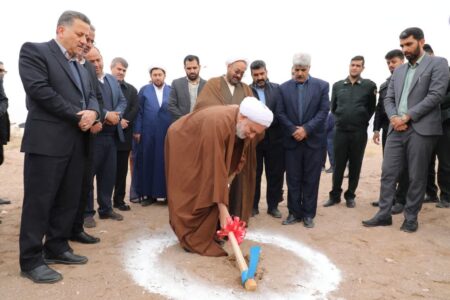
[184,55,200,65]
[385,49,404,60]
[250,60,266,70]
[351,55,365,66]
[57,10,90,27]
[423,44,434,54]
[399,27,424,40]
[111,57,128,69]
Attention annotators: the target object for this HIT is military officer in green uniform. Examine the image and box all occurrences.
[324,55,377,208]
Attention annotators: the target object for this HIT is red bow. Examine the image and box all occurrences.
[216,216,247,245]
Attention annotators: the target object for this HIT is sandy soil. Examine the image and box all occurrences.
[1,132,450,300]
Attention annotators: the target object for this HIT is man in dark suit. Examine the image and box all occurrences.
[110,57,139,211]
[371,49,408,215]
[18,11,99,283]
[363,27,449,232]
[249,60,284,219]
[277,53,330,228]
[0,61,11,208]
[85,47,127,223]
[168,55,206,121]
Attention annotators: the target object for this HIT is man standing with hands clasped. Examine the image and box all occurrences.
[363,27,449,232]
[18,11,99,283]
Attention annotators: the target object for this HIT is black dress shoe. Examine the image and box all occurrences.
[0,198,11,205]
[346,198,356,208]
[400,219,418,233]
[303,217,314,228]
[99,210,123,221]
[323,199,340,207]
[21,265,62,283]
[251,208,259,217]
[282,214,301,225]
[267,208,282,218]
[114,203,131,211]
[423,194,439,203]
[141,198,156,207]
[436,200,450,208]
[70,231,100,244]
[362,215,392,227]
[391,203,404,215]
[130,197,141,204]
[44,251,88,265]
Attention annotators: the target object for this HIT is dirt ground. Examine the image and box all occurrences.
[1,131,450,300]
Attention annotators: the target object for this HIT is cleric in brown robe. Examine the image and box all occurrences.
[165,97,273,256]
[193,57,257,223]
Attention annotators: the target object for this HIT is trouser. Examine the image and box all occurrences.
[253,142,285,211]
[72,135,95,235]
[285,144,323,219]
[20,137,85,271]
[376,128,438,222]
[85,134,117,216]
[437,120,450,202]
[329,129,367,201]
[113,150,131,206]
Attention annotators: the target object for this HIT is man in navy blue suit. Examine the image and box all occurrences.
[85,47,127,224]
[277,53,330,228]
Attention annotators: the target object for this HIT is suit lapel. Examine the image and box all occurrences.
[48,40,84,97]
[150,84,159,109]
[161,85,170,109]
[408,54,430,95]
[182,78,190,104]
[287,80,300,121]
[395,65,408,105]
[105,74,118,108]
[302,78,313,116]
[199,79,206,94]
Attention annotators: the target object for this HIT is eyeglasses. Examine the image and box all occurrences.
[0,69,7,73]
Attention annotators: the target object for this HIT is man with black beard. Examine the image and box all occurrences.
[168,55,206,121]
[363,27,449,233]
[249,60,284,219]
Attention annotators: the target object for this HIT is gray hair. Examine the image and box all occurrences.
[111,57,129,69]
[292,53,311,67]
[57,10,90,27]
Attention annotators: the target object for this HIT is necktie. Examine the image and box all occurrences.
[297,84,304,124]
[68,60,86,110]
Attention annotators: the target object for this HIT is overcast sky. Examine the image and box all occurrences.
[2,0,449,123]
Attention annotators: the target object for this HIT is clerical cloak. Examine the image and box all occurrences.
[165,106,248,256]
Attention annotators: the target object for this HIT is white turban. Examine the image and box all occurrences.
[225,56,248,66]
[239,97,273,127]
[148,64,166,74]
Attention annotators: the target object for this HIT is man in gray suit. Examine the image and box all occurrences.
[168,55,206,121]
[363,27,449,232]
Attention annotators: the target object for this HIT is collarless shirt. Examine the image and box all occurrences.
[188,79,199,112]
[255,87,266,105]
[155,84,164,107]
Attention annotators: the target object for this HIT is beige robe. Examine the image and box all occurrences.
[165,106,248,256]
